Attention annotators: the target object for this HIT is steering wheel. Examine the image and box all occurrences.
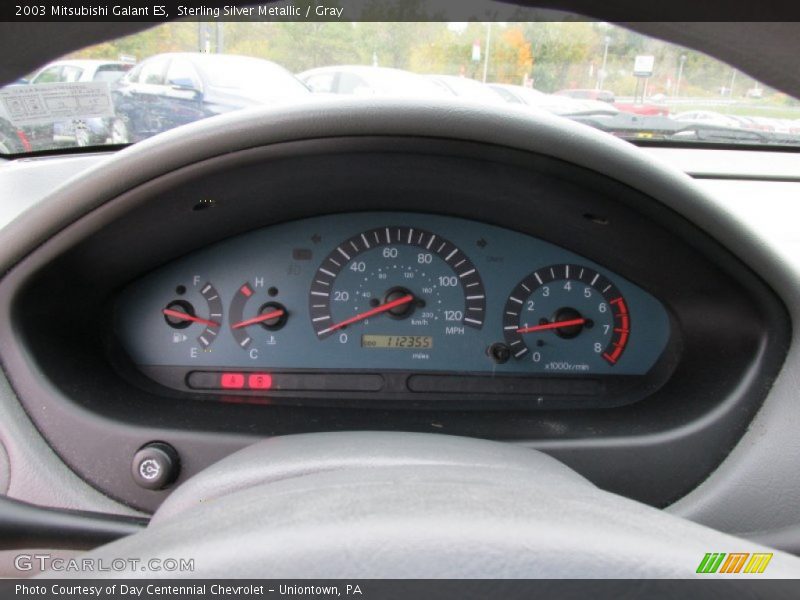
[15,99,799,578]
[36,431,798,578]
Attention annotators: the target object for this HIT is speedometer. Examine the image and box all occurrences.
[309,226,485,345]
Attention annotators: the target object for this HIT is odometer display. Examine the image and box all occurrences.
[362,334,434,349]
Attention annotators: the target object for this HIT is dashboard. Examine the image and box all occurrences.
[118,213,671,408]
[0,104,790,516]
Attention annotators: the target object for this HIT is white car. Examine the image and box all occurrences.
[673,110,743,129]
[425,75,507,105]
[298,65,450,99]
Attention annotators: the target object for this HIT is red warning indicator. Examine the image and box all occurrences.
[220,372,245,389]
[247,373,273,390]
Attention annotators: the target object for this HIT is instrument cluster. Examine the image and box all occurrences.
[115,212,672,407]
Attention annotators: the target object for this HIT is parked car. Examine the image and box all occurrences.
[489,83,619,116]
[425,75,506,104]
[111,53,310,143]
[30,59,133,86]
[555,88,616,103]
[0,117,27,153]
[614,99,670,117]
[298,65,450,98]
[673,110,744,129]
[29,59,134,147]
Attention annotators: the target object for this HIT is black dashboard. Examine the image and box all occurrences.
[0,127,788,513]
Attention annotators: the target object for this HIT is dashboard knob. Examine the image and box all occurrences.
[131,442,180,490]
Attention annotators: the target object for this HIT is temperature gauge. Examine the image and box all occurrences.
[228,281,287,350]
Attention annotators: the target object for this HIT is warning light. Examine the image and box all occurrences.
[248,373,273,390]
[220,372,245,389]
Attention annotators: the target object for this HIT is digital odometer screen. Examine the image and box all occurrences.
[362,335,433,349]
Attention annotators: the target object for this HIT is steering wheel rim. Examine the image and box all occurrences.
[40,432,800,579]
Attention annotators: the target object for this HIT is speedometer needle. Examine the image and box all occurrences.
[162,308,220,328]
[322,294,415,334]
[231,309,286,329]
[516,318,586,334]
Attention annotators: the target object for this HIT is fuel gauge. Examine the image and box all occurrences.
[161,282,223,349]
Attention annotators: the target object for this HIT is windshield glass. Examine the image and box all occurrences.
[1,18,797,154]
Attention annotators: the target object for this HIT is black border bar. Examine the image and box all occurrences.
[5,0,800,22]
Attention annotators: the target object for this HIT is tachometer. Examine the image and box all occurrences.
[502,264,629,371]
[309,226,485,343]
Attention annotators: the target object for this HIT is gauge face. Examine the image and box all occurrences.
[309,226,485,342]
[161,281,223,349]
[228,281,288,350]
[502,264,630,371]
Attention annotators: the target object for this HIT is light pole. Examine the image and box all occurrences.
[482,22,492,83]
[216,22,224,53]
[728,68,738,97]
[596,35,610,91]
[675,54,686,98]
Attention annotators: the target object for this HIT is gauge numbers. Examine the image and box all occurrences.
[309,226,485,343]
[503,264,630,371]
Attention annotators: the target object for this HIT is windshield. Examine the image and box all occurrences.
[1,18,797,154]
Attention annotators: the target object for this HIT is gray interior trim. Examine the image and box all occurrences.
[0,437,8,495]
[643,147,800,180]
[0,155,111,228]
[152,431,593,524]
[0,369,140,516]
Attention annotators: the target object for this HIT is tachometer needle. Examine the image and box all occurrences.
[231,309,286,330]
[322,294,415,334]
[516,318,586,334]
[162,308,220,328]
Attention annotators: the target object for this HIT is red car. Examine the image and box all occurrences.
[556,88,669,116]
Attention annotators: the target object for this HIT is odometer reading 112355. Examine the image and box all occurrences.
[309,226,485,355]
[362,335,434,349]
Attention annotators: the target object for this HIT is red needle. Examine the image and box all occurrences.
[322,294,415,334]
[162,308,220,328]
[516,318,586,334]
[231,309,285,330]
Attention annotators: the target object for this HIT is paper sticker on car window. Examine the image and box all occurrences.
[0,82,114,126]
